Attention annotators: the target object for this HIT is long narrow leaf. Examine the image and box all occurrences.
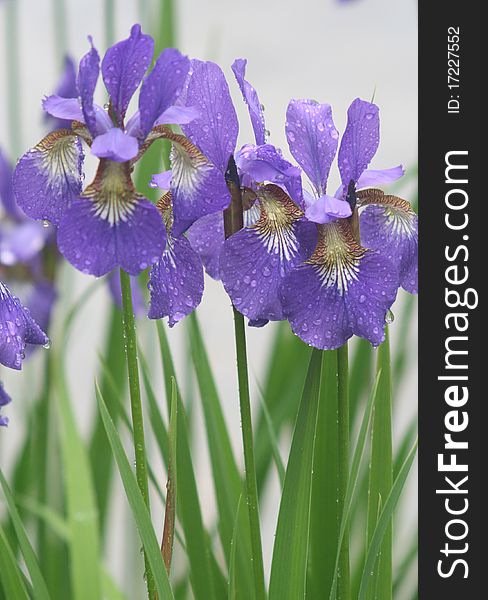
[358,441,418,600]
[96,384,175,600]
[269,348,323,600]
[0,471,51,600]
[55,365,101,600]
[0,525,30,600]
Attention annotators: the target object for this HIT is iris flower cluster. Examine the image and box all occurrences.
[1,24,417,423]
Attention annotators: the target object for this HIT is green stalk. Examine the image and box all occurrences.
[223,157,266,600]
[366,329,393,599]
[5,0,22,157]
[337,343,351,600]
[119,269,155,599]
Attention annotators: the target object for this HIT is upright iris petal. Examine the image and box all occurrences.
[0,280,49,370]
[13,130,84,224]
[148,192,204,326]
[232,58,266,146]
[286,99,339,196]
[182,60,239,173]
[338,98,380,188]
[57,160,166,276]
[77,39,102,136]
[138,48,191,139]
[102,24,154,124]
[280,220,398,349]
[220,184,317,322]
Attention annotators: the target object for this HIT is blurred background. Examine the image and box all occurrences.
[1,0,417,597]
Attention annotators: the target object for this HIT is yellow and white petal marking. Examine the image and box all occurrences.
[84,159,138,226]
[37,129,81,189]
[307,220,367,295]
[253,184,304,263]
[356,188,416,237]
[169,135,213,198]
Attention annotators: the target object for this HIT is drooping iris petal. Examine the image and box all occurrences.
[305,194,352,224]
[0,381,11,426]
[13,130,84,224]
[356,165,404,189]
[358,188,418,294]
[235,143,303,206]
[77,38,101,136]
[107,271,145,315]
[0,148,23,220]
[187,212,224,279]
[286,99,339,195]
[338,98,380,188]
[167,132,231,236]
[138,48,190,139]
[43,96,84,124]
[57,160,165,276]
[91,128,139,162]
[0,221,49,266]
[231,58,266,145]
[0,280,49,370]
[280,221,398,349]
[182,60,239,173]
[148,236,204,326]
[102,24,154,123]
[220,185,317,322]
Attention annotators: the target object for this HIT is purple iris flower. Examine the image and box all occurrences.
[150,58,314,326]
[280,97,417,350]
[0,280,49,426]
[13,25,195,278]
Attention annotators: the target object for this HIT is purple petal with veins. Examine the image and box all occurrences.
[43,96,84,123]
[102,24,154,123]
[148,235,204,326]
[139,48,190,139]
[0,280,49,370]
[338,98,379,188]
[286,99,339,195]
[77,38,101,136]
[187,212,224,279]
[182,60,238,173]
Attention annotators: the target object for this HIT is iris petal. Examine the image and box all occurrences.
[102,24,154,123]
[281,220,398,349]
[0,381,11,426]
[77,39,101,136]
[187,212,225,279]
[286,99,339,195]
[91,128,139,162]
[0,280,49,370]
[220,184,317,322]
[338,98,380,187]
[57,160,165,276]
[232,58,266,145]
[12,130,84,224]
[358,188,418,294]
[182,60,239,173]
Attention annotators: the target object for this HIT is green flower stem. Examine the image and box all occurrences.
[223,157,266,600]
[337,343,351,600]
[119,269,155,599]
[232,308,267,600]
